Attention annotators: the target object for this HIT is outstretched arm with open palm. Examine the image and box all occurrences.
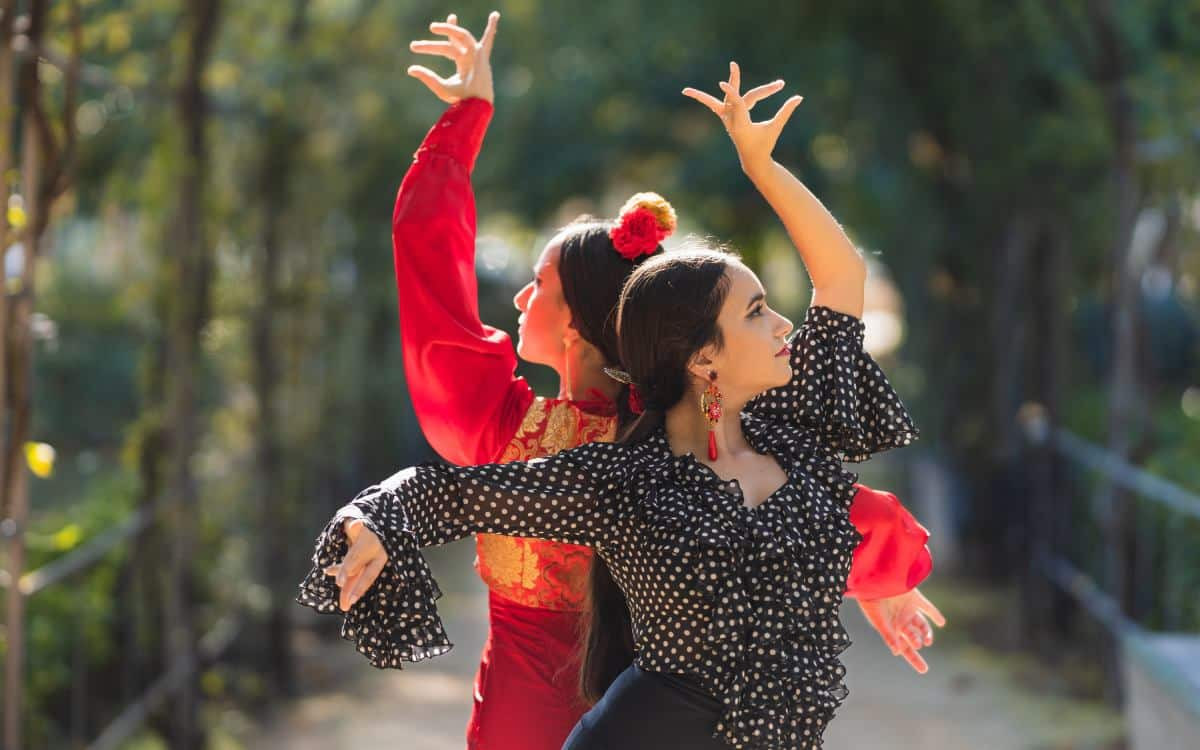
[407,10,499,104]
[687,65,945,673]
[330,11,505,611]
[684,62,867,319]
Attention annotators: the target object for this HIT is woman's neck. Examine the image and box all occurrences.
[556,340,621,409]
[664,388,752,465]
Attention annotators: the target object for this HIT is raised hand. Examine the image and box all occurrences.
[856,587,947,674]
[323,517,389,612]
[408,10,500,104]
[682,61,804,175]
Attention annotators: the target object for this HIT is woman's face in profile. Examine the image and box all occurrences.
[702,262,794,401]
[512,236,574,369]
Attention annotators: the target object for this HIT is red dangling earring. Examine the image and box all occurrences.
[700,372,723,460]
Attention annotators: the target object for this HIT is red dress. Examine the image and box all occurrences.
[391,97,933,750]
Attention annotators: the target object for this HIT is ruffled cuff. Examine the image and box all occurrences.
[295,485,453,669]
[413,97,494,172]
[843,484,932,600]
[794,305,919,462]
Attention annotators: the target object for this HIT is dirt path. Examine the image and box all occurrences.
[241,539,1122,750]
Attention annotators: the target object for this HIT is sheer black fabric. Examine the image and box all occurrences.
[297,305,919,749]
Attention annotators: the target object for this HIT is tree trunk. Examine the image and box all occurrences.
[989,214,1033,465]
[249,0,309,697]
[1079,0,1143,705]
[161,2,221,747]
[1087,0,1142,625]
[2,2,78,745]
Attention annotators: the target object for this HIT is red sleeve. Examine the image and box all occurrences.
[843,483,933,600]
[393,98,534,467]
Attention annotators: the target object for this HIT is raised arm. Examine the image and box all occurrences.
[683,61,866,317]
[395,12,535,466]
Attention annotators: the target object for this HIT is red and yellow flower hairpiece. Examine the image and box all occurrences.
[609,192,677,260]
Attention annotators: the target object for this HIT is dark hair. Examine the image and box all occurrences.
[557,217,653,368]
[577,242,740,705]
[555,218,665,704]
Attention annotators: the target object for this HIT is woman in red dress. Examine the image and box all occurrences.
[332,11,943,750]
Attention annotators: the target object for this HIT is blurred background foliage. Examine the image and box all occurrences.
[4,0,1199,746]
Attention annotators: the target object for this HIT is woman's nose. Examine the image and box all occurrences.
[775,314,793,338]
[513,284,531,311]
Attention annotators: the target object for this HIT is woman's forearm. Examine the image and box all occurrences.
[743,158,866,317]
[337,449,620,552]
[683,62,866,315]
[392,99,534,467]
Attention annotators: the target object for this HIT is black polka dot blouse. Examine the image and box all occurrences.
[298,305,920,750]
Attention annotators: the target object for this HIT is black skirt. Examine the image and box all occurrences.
[562,663,727,750]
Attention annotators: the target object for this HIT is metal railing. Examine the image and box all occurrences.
[1022,413,1200,638]
[1,493,245,749]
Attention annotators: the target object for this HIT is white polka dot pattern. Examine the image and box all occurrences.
[746,305,919,462]
[297,305,919,749]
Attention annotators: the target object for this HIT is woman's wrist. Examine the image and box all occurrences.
[740,155,777,182]
[465,69,495,104]
[466,88,494,105]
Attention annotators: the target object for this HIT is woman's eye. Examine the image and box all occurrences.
[749,305,763,317]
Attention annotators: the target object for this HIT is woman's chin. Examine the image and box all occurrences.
[772,360,793,387]
[515,340,534,364]
[515,340,550,367]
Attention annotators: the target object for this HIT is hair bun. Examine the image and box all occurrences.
[609,192,677,260]
[618,192,677,237]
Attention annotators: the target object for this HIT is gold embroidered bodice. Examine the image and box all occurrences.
[475,396,617,610]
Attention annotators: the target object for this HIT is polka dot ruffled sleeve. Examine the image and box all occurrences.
[745,305,918,462]
[296,442,631,669]
[296,481,453,668]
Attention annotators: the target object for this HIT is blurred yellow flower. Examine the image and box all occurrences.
[24,441,55,477]
[52,523,81,551]
[7,202,26,230]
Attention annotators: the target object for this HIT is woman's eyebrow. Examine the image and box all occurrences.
[745,291,765,309]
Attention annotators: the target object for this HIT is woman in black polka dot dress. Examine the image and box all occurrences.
[299,64,932,749]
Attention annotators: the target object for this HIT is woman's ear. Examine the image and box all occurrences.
[564,324,607,365]
[562,321,583,348]
[686,347,716,384]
